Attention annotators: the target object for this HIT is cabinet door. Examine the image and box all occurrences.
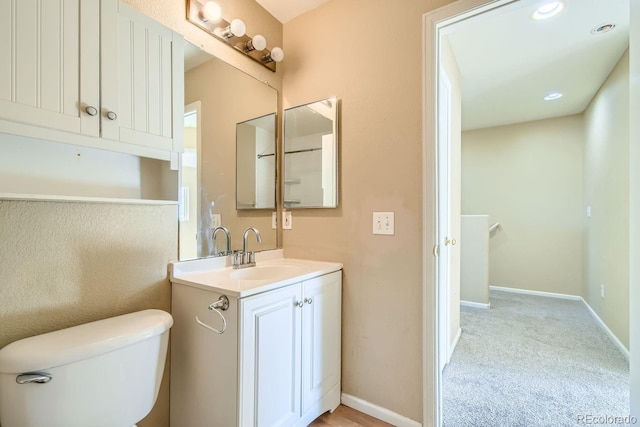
[301,271,342,414]
[240,285,302,427]
[0,0,100,136]
[100,0,184,152]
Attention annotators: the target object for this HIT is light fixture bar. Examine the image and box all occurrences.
[187,0,282,72]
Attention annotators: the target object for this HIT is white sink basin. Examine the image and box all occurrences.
[230,264,303,281]
[170,252,343,297]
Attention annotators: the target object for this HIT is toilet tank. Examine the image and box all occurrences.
[0,309,173,427]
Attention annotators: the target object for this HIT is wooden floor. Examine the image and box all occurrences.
[309,405,393,426]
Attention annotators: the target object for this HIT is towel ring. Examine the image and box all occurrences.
[195,295,229,334]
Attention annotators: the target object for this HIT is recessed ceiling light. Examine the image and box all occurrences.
[532,1,564,20]
[544,92,563,101]
[591,23,616,35]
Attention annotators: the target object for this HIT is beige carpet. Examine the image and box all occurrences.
[443,290,630,427]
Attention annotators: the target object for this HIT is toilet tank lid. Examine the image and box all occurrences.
[0,309,173,374]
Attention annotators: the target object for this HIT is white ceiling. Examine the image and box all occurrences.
[445,0,629,130]
[255,0,330,23]
[208,0,629,130]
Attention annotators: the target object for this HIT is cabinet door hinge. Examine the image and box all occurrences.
[433,245,440,257]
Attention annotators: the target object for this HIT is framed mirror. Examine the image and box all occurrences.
[283,97,339,209]
[236,113,276,210]
[180,43,278,260]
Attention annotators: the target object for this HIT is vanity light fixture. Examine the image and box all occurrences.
[186,0,284,72]
[543,91,563,101]
[532,1,564,20]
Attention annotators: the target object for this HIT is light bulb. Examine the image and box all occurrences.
[246,34,267,52]
[543,91,563,101]
[266,47,284,63]
[200,1,222,22]
[221,18,246,39]
[532,1,563,20]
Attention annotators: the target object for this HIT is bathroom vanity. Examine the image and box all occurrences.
[169,251,342,427]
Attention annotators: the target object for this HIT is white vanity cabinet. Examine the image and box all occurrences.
[0,0,183,159]
[170,263,342,427]
[239,272,342,427]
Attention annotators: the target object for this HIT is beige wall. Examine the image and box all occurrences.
[0,200,177,426]
[282,0,452,422]
[460,215,490,305]
[582,50,629,349]
[185,57,277,254]
[462,115,584,296]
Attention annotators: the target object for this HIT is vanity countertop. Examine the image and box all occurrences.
[170,250,342,298]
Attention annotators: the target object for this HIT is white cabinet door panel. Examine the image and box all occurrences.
[240,285,302,427]
[0,0,99,135]
[101,1,183,152]
[302,272,342,414]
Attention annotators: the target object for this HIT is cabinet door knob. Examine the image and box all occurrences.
[295,301,304,308]
[85,106,98,116]
[106,111,118,121]
[304,298,313,305]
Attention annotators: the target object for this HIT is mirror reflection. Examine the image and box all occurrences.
[236,113,276,210]
[284,97,339,209]
[180,43,278,260]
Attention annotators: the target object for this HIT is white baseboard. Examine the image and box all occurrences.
[580,298,630,361]
[489,286,629,360]
[448,327,462,363]
[460,300,491,309]
[490,285,581,301]
[341,393,422,427]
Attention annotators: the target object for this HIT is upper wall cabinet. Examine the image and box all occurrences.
[101,1,184,153]
[0,0,184,160]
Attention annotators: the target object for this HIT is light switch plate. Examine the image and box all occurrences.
[373,212,394,235]
[283,211,292,230]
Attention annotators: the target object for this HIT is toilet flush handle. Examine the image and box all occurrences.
[16,372,52,384]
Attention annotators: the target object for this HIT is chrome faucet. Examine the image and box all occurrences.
[233,227,262,269]
[211,226,231,255]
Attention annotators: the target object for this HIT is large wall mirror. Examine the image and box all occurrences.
[283,97,339,209]
[180,42,277,260]
[236,113,276,210]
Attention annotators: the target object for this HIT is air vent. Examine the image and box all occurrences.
[591,23,616,35]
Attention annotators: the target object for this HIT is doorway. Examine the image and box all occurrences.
[423,0,638,424]
[179,101,201,260]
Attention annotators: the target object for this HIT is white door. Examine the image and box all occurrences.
[100,0,183,152]
[301,272,342,415]
[0,0,100,136]
[437,68,457,371]
[240,285,302,427]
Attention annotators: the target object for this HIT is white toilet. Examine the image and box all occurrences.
[0,309,173,427]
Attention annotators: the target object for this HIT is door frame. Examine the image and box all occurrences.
[423,0,640,425]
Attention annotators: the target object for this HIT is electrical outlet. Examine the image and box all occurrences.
[283,211,292,230]
[600,284,605,299]
[272,212,277,229]
[373,212,395,235]
[211,213,221,228]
